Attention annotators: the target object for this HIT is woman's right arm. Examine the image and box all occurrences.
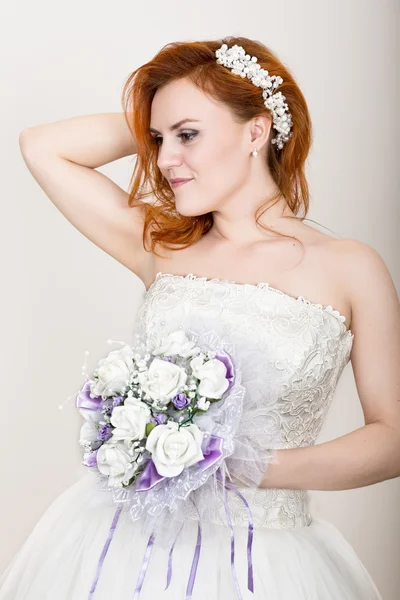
[19,113,152,281]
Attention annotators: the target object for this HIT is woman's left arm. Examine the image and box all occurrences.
[261,240,400,491]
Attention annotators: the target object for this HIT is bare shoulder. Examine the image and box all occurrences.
[327,237,399,329]
[310,233,388,274]
[325,237,393,280]
[292,227,396,331]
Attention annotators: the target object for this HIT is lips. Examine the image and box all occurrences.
[170,178,193,188]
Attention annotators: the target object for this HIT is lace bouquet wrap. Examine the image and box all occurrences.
[76,327,278,599]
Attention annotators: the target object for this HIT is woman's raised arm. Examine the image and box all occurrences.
[19,113,152,281]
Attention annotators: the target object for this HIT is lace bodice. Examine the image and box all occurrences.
[132,272,355,529]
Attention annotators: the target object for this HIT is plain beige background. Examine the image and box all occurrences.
[2,0,399,598]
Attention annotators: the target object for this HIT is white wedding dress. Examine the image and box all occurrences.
[0,272,383,599]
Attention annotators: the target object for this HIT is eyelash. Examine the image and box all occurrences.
[151,132,198,146]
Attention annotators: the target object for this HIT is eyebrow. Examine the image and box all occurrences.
[149,118,201,135]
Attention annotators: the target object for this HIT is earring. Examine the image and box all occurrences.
[252,148,258,157]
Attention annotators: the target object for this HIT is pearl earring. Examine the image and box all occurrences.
[252,148,258,157]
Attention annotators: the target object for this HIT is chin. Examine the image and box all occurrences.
[173,201,204,218]
[175,207,205,218]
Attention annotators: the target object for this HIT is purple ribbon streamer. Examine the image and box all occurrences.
[216,470,255,596]
[88,504,123,599]
[165,522,185,590]
[185,500,202,600]
[223,479,255,593]
[89,468,254,599]
[132,531,156,600]
[132,500,202,600]
[222,479,243,600]
[163,478,254,599]
[130,473,254,600]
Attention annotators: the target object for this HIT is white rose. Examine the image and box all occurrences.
[152,330,200,359]
[190,355,229,399]
[110,397,151,441]
[79,421,99,447]
[91,345,135,398]
[146,421,204,477]
[96,440,139,487]
[139,358,187,406]
[78,406,103,425]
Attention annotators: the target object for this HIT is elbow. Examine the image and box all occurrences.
[19,128,45,160]
[19,128,35,156]
[380,420,400,480]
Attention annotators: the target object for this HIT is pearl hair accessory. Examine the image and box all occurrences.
[215,43,293,150]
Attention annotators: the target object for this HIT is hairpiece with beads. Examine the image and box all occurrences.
[215,43,293,150]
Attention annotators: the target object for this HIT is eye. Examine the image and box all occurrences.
[151,131,198,145]
[179,132,197,143]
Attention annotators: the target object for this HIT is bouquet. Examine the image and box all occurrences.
[77,328,237,492]
[76,327,275,598]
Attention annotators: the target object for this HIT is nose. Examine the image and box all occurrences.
[156,141,184,173]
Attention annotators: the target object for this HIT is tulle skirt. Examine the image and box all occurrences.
[0,471,382,600]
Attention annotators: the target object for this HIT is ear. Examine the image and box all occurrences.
[248,114,272,152]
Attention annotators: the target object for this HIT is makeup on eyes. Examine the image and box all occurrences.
[151,131,199,145]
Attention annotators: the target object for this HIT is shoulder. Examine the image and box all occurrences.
[303,234,397,331]
[326,237,392,281]
[292,224,389,277]
[327,238,399,329]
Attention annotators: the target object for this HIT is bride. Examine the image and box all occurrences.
[2,36,399,599]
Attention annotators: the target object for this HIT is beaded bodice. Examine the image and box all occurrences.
[132,272,354,529]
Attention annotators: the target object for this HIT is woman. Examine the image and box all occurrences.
[2,36,398,599]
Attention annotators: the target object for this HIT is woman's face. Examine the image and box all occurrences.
[149,77,255,217]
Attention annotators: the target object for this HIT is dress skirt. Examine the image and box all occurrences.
[0,470,382,600]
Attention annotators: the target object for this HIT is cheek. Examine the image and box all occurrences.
[173,140,245,215]
[204,146,245,189]
[195,140,242,177]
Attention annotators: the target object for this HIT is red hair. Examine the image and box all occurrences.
[121,36,314,257]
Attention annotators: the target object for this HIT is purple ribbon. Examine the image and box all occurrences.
[135,459,166,491]
[198,434,224,471]
[132,531,156,600]
[88,504,123,599]
[132,511,202,600]
[185,500,202,599]
[88,457,254,599]
[222,477,243,599]
[76,380,102,413]
[215,350,236,390]
[216,470,254,595]
[223,477,255,593]
[131,473,253,599]
[165,522,185,590]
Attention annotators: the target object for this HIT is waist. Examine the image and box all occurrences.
[188,486,313,529]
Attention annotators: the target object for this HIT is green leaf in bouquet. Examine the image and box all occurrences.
[145,421,157,436]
